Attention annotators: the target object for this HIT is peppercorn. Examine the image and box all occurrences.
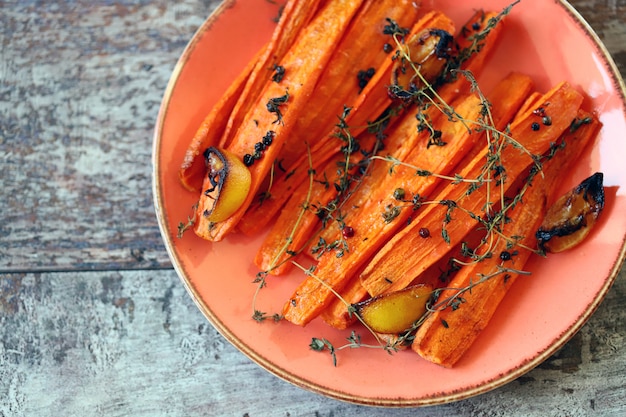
[342,226,355,239]
[243,154,255,167]
[262,131,275,146]
[393,188,406,201]
[531,122,540,131]
[419,227,430,238]
[500,250,511,261]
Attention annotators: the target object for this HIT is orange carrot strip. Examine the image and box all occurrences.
[179,0,323,192]
[219,0,323,149]
[194,0,366,241]
[516,91,543,117]
[320,72,534,329]
[360,81,584,297]
[412,110,601,367]
[178,47,264,192]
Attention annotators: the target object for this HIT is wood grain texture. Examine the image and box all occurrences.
[0,268,624,416]
[0,0,625,416]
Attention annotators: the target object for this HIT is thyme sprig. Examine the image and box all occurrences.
[266,144,317,271]
[370,155,485,184]
[177,202,198,238]
[292,261,401,365]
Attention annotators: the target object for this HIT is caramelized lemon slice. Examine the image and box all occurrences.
[199,147,251,223]
[536,172,604,253]
[354,284,433,334]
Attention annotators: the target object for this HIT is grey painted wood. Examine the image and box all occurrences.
[1,269,625,416]
[1,0,625,416]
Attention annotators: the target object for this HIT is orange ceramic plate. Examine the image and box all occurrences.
[153,0,626,407]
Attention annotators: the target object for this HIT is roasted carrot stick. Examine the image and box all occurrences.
[360,81,584,297]
[178,46,263,192]
[237,10,455,236]
[193,0,366,241]
[178,0,323,192]
[219,0,323,149]
[516,91,542,117]
[319,72,534,329]
[412,110,601,367]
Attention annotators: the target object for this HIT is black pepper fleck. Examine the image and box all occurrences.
[262,130,275,146]
[243,154,255,167]
[393,188,406,201]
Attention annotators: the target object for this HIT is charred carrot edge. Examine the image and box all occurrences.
[319,72,534,329]
[237,10,453,236]
[219,0,323,149]
[360,81,584,298]
[412,110,601,367]
[194,0,366,241]
[177,46,264,192]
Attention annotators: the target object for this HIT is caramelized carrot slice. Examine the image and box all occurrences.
[179,0,323,192]
[178,47,263,192]
[219,0,323,149]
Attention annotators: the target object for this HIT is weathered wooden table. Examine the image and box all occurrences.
[1,1,625,416]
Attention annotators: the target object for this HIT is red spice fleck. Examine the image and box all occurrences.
[342,226,355,239]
